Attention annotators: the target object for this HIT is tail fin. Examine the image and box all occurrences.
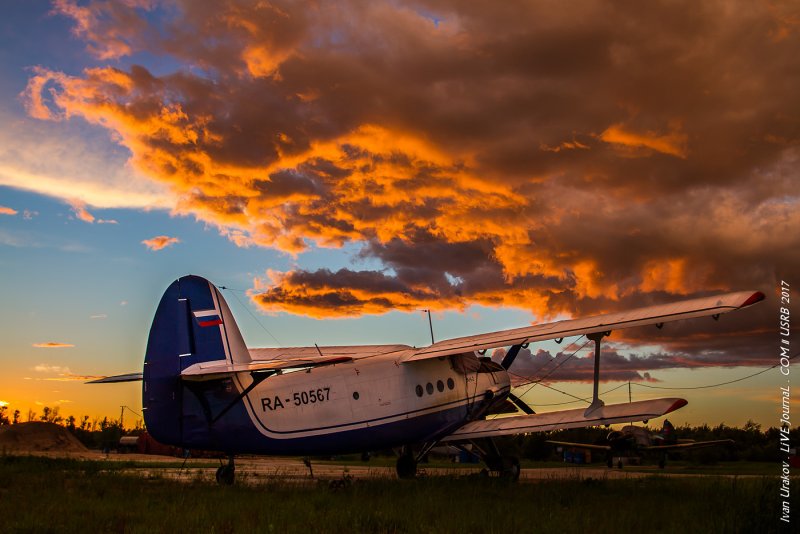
[143,275,249,446]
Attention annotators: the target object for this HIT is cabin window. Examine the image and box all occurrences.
[426,382,434,395]
[436,380,444,392]
[447,378,455,390]
[415,385,423,397]
[352,391,359,400]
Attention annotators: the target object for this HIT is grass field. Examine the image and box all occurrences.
[321,455,782,476]
[0,455,794,533]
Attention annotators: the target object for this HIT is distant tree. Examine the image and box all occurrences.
[0,406,9,426]
[38,406,63,424]
[80,416,90,431]
[13,410,19,424]
[66,415,76,431]
[27,409,36,422]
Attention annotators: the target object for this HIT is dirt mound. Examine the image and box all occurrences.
[0,422,88,453]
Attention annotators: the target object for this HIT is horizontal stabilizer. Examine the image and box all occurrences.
[180,355,353,381]
[442,398,687,441]
[86,372,143,384]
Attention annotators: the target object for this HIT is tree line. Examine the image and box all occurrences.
[1,404,796,462]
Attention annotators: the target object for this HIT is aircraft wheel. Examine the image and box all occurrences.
[500,456,521,482]
[396,453,417,479]
[216,465,235,485]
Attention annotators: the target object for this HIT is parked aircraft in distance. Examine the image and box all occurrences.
[548,419,735,468]
[91,275,763,484]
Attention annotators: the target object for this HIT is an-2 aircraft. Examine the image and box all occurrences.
[547,419,735,469]
[91,275,763,484]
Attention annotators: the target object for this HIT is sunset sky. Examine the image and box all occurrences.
[1,0,797,428]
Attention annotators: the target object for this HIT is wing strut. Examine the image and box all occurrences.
[585,331,610,416]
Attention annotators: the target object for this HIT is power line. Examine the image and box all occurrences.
[511,353,799,407]
[631,352,800,390]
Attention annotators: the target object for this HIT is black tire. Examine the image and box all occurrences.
[501,456,521,482]
[396,454,417,479]
[216,465,235,485]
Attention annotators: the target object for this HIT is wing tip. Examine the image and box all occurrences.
[741,291,765,308]
[665,398,688,414]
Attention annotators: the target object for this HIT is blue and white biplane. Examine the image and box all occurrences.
[92,275,764,483]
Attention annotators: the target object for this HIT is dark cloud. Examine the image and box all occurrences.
[24,0,799,368]
[492,341,774,387]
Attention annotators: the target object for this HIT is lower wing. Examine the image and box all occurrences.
[441,398,687,441]
[544,440,612,452]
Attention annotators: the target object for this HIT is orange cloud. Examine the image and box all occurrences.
[32,343,75,349]
[67,199,95,223]
[141,235,180,251]
[21,1,797,368]
[32,364,102,382]
[0,205,18,215]
[599,122,688,158]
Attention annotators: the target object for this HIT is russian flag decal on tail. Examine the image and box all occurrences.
[193,309,223,327]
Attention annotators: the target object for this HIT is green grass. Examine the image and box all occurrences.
[0,455,794,533]
[322,456,779,475]
[614,460,782,476]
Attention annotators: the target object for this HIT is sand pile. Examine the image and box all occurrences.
[0,422,89,453]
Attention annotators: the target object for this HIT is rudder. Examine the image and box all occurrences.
[142,275,250,447]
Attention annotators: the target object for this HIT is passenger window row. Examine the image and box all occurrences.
[415,377,456,397]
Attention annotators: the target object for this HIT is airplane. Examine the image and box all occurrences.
[547,419,735,469]
[90,274,764,484]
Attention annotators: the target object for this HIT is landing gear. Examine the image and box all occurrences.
[483,455,521,481]
[466,439,521,481]
[216,455,235,485]
[500,456,521,481]
[396,451,417,479]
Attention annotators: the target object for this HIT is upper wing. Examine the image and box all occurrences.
[404,291,764,362]
[441,398,687,441]
[643,439,735,452]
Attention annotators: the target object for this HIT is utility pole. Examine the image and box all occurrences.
[425,309,434,344]
[628,382,633,427]
[120,406,125,430]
